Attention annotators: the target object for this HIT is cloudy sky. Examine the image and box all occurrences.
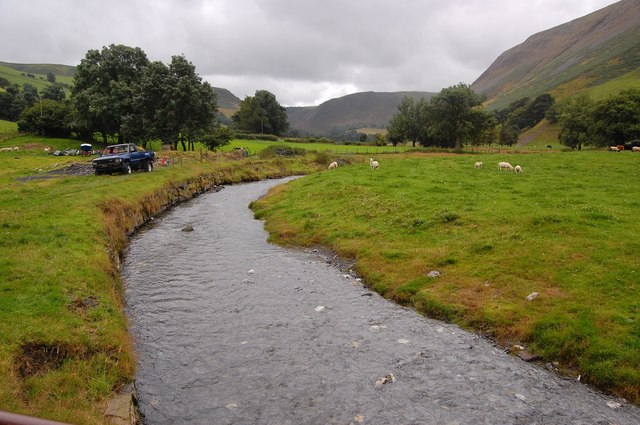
[0,0,619,106]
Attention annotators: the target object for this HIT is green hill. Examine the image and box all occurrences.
[472,0,640,109]
[286,91,435,136]
[0,62,74,92]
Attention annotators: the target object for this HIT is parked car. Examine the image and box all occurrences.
[92,143,155,176]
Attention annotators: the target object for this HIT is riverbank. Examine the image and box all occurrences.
[251,151,640,404]
[0,144,326,424]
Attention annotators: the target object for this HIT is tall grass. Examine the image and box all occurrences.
[252,151,640,402]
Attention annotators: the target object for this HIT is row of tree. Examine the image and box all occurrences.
[387,83,495,149]
[555,89,640,150]
[0,81,66,121]
[8,44,235,150]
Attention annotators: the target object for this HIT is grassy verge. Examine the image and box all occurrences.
[251,151,640,403]
[0,136,327,423]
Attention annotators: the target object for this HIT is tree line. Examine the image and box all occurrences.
[0,44,289,151]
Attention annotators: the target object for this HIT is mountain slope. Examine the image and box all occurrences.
[0,61,76,77]
[472,0,640,110]
[287,91,435,136]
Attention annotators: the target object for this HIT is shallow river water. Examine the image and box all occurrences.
[122,178,640,425]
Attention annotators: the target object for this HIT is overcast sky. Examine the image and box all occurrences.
[0,0,619,106]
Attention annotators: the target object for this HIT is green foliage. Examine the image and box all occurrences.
[258,144,306,158]
[388,84,495,149]
[232,90,288,136]
[17,99,72,137]
[558,94,595,150]
[200,126,233,150]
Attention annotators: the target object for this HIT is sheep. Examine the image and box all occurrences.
[370,158,379,170]
[0,147,12,152]
[632,146,640,152]
[609,146,620,152]
[12,146,19,151]
[514,165,523,174]
[498,161,514,171]
[474,161,483,169]
[328,161,338,169]
[44,146,51,153]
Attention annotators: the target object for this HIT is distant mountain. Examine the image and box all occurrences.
[287,91,435,136]
[472,0,640,110]
[0,61,76,77]
[213,87,241,119]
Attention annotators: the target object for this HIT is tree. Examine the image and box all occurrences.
[72,44,150,143]
[386,96,430,147]
[46,72,56,83]
[558,94,594,150]
[17,99,72,137]
[200,126,233,151]
[232,90,288,136]
[590,89,640,146]
[42,83,66,102]
[429,83,493,149]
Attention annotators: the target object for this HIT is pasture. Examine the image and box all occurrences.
[251,150,640,402]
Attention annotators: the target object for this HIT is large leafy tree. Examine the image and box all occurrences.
[429,83,493,149]
[72,44,150,143]
[17,99,72,137]
[558,94,594,150]
[232,90,288,136]
[590,88,640,146]
[387,96,431,147]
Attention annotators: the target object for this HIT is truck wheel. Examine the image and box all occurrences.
[144,161,153,172]
[124,163,132,174]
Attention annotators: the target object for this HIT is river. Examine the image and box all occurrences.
[122,178,640,425]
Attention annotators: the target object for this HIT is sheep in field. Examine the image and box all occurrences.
[633,146,640,152]
[514,165,523,174]
[498,161,514,171]
[328,161,338,169]
[609,146,620,152]
[474,161,483,169]
[370,158,379,170]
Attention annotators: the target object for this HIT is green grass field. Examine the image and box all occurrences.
[252,151,640,402]
[0,135,325,423]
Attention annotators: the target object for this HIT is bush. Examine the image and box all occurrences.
[258,144,306,158]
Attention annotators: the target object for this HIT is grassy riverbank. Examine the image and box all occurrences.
[0,136,327,423]
[251,151,640,403]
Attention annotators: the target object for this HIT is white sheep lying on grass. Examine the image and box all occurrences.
[633,146,640,152]
[370,158,379,169]
[474,161,483,169]
[498,161,514,171]
[328,161,338,169]
[514,165,522,174]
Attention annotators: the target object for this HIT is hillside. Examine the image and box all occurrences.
[0,61,76,77]
[472,0,640,110]
[286,91,435,136]
[213,87,241,118]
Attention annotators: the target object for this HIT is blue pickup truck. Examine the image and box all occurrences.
[92,143,155,176]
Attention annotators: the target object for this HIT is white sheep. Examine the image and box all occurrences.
[328,161,338,169]
[498,161,514,171]
[0,147,12,152]
[514,165,523,174]
[609,146,620,152]
[370,158,379,170]
[44,146,51,153]
[12,146,19,151]
[474,161,483,169]
[632,146,640,152]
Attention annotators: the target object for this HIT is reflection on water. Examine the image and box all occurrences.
[123,178,639,425]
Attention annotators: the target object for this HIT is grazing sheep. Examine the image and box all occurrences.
[498,161,514,171]
[514,165,523,174]
[0,147,12,152]
[370,158,379,170]
[12,146,19,151]
[474,161,483,169]
[609,146,620,152]
[632,146,640,152]
[44,146,51,153]
[328,161,338,169]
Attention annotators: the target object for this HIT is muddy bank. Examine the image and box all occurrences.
[122,178,640,425]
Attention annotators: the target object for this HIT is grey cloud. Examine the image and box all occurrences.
[0,0,619,106]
